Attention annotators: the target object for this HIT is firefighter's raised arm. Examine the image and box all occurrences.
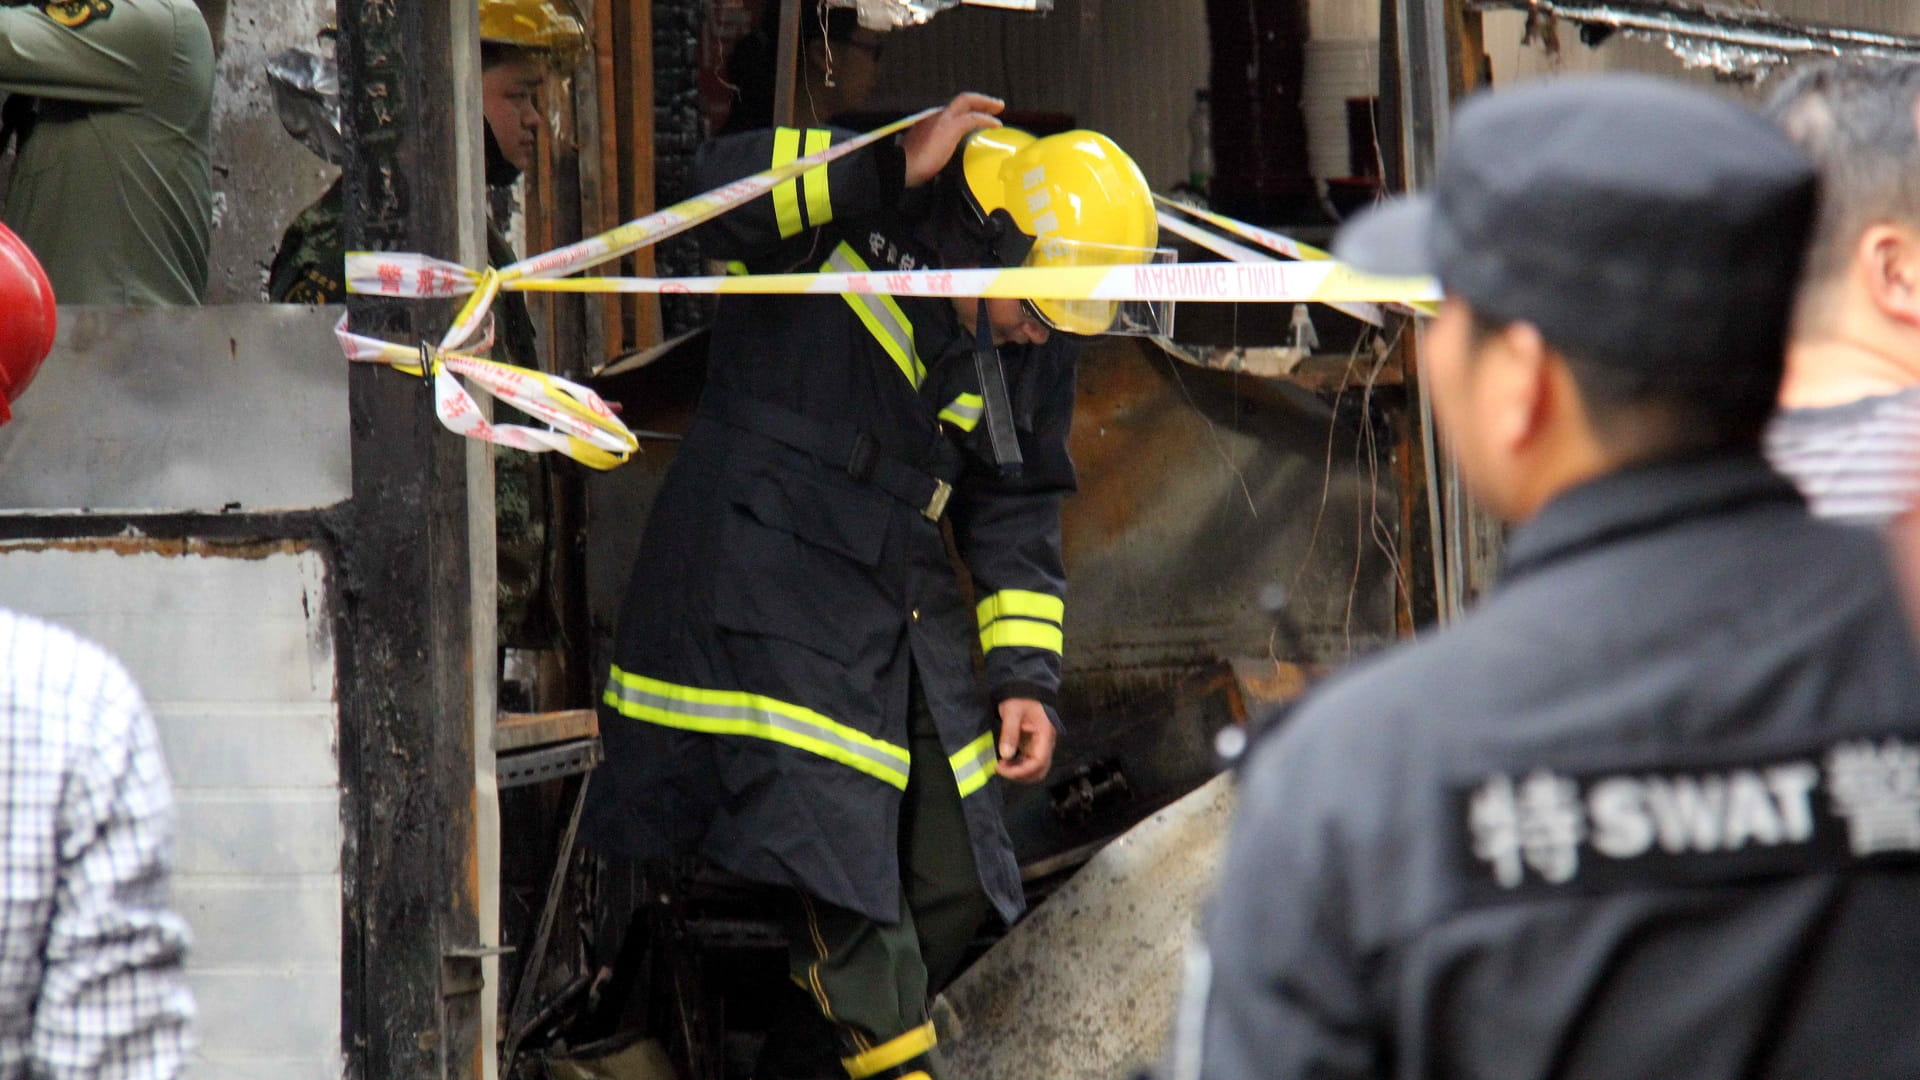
[689,92,1002,269]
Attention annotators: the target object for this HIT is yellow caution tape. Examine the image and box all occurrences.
[1154,195,1336,262]
[500,108,930,282]
[496,260,1439,305]
[337,109,939,467]
[339,108,1443,468]
[1155,196,1439,318]
[345,107,934,301]
[335,316,639,470]
[1155,210,1385,328]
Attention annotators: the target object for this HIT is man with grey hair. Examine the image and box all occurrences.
[1765,59,1920,526]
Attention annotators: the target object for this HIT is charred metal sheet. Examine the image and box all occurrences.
[1002,337,1397,864]
[0,304,349,514]
[936,774,1235,1080]
[1472,0,1920,77]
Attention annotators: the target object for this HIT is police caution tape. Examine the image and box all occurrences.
[336,105,1438,467]
[335,316,639,470]
[1156,195,1438,318]
[499,107,933,283]
[1453,735,1920,902]
[347,256,1441,306]
[333,109,938,467]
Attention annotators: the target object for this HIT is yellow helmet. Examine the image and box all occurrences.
[961,128,1165,336]
[479,0,587,56]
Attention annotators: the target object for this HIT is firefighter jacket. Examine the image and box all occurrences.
[582,127,1078,925]
[1182,455,1920,1080]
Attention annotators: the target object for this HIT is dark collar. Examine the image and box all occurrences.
[915,296,968,368]
[1501,453,1805,583]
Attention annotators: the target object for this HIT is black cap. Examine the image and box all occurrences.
[1335,74,1818,383]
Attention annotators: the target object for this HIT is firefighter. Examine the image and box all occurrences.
[1179,74,1920,1080]
[268,0,584,651]
[0,0,213,305]
[582,96,1161,1080]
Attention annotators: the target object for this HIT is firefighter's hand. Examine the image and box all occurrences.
[995,697,1055,784]
[903,93,1005,188]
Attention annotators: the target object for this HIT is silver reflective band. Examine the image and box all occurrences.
[824,243,924,387]
[604,669,911,789]
[938,393,985,431]
[950,731,999,798]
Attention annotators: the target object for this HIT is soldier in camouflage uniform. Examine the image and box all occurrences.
[268,0,585,648]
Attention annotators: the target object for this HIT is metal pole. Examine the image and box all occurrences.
[1392,0,1498,622]
[1394,0,1454,189]
[773,0,804,128]
[336,0,492,1075]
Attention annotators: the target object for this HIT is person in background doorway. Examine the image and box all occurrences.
[0,221,195,1079]
[0,0,212,305]
[1764,59,1920,527]
[1177,74,1920,1080]
[268,0,586,654]
[719,3,886,134]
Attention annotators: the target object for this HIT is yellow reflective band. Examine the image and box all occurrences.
[979,619,1065,656]
[803,128,834,228]
[949,731,999,799]
[772,128,804,239]
[841,1022,937,1079]
[938,392,984,432]
[604,666,910,790]
[977,589,1065,629]
[824,243,924,388]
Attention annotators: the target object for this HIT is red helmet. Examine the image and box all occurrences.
[0,224,54,425]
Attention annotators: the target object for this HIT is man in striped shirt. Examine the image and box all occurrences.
[1765,60,1920,526]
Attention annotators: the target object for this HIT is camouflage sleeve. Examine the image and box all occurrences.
[266,187,346,305]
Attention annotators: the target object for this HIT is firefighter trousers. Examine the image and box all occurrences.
[781,669,990,1079]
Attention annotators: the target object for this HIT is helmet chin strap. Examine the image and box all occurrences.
[974,298,1024,477]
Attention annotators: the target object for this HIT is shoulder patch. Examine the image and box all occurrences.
[1452,734,1920,902]
[282,268,344,306]
[40,0,113,28]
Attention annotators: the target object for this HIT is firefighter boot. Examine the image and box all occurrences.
[841,1022,941,1080]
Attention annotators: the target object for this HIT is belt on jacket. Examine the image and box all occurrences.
[703,397,958,521]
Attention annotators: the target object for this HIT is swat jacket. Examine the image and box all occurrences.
[1186,455,1920,1080]
[582,126,1077,925]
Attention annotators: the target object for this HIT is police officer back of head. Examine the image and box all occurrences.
[1182,75,1920,1080]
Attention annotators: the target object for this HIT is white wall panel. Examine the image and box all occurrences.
[1304,40,1381,181]
[0,545,344,1079]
